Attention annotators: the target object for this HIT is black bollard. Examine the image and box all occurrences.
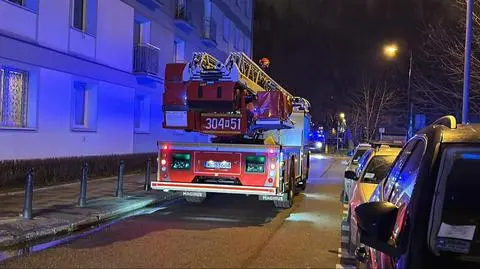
[115,160,125,198]
[79,162,88,207]
[22,168,34,219]
[144,158,152,191]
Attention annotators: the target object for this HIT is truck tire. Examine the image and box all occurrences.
[274,164,295,209]
[185,196,206,204]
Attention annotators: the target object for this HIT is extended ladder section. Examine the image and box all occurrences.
[224,52,293,98]
[183,52,293,98]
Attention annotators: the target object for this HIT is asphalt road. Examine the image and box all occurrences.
[2,154,346,268]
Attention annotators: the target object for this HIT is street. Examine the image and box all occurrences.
[1,155,346,268]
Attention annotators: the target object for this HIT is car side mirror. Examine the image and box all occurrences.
[355,201,402,258]
[344,170,357,181]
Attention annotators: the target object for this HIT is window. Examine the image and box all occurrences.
[5,0,38,11]
[0,67,28,128]
[223,17,230,42]
[7,0,24,6]
[134,17,151,45]
[134,94,150,133]
[72,0,97,35]
[388,139,426,204]
[72,81,97,131]
[361,155,397,184]
[174,39,185,63]
[355,149,373,177]
[353,149,368,165]
[383,141,417,199]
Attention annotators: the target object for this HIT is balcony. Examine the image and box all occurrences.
[201,19,217,48]
[174,4,194,33]
[133,43,161,81]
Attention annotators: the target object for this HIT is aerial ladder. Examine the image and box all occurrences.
[163,52,309,137]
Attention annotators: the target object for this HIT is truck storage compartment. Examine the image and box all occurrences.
[187,81,236,112]
[163,63,188,129]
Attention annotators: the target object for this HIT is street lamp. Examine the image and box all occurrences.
[382,43,414,139]
[383,44,399,59]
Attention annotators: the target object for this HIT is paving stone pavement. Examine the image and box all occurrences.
[0,174,148,219]
[0,174,181,248]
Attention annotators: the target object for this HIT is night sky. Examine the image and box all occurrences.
[253,0,455,126]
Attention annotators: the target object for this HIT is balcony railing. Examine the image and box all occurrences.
[174,4,194,32]
[201,18,217,47]
[133,43,160,77]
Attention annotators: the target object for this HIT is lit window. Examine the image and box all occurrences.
[134,94,151,133]
[0,68,28,128]
[72,81,97,131]
[72,0,97,35]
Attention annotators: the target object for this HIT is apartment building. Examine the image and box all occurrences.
[0,0,253,160]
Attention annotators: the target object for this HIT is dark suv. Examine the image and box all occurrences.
[355,116,480,268]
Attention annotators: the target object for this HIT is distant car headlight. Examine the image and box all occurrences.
[315,142,323,149]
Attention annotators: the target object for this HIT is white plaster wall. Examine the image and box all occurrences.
[96,0,134,72]
[37,0,70,52]
[69,28,96,59]
[0,68,135,160]
[0,0,37,41]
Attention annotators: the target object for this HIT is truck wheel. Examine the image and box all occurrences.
[274,165,294,209]
[185,196,206,204]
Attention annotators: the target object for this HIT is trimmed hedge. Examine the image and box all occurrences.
[0,153,157,189]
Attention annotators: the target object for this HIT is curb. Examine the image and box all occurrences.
[0,192,182,248]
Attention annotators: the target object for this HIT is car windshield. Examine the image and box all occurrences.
[352,149,367,164]
[362,155,397,184]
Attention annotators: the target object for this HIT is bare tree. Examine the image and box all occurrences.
[348,79,400,143]
[414,0,480,114]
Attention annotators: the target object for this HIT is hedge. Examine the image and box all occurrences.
[0,153,157,189]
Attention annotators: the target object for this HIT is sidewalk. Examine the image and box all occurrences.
[0,174,181,248]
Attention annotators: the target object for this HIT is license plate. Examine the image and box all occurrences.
[200,114,242,132]
[204,161,232,169]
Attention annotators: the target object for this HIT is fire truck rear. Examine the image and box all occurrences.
[152,52,311,208]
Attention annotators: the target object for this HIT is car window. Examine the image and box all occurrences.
[352,149,367,165]
[442,152,480,219]
[356,150,373,176]
[370,181,384,202]
[361,155,397,184]
[388,139,426,205]
[383,140,417,200]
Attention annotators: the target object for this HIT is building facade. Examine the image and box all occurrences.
[0,0,253,160]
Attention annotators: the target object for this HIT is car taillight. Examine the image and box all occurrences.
[161,159,167,166]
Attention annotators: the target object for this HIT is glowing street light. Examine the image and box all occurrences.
[383,43,399,59]
[339,112,345,119]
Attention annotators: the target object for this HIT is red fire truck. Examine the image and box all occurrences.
[152,52,311,208]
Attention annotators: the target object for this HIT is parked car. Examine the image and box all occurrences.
[347,145,401,254]
[342,143,371,203]
[354,116,480,268]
